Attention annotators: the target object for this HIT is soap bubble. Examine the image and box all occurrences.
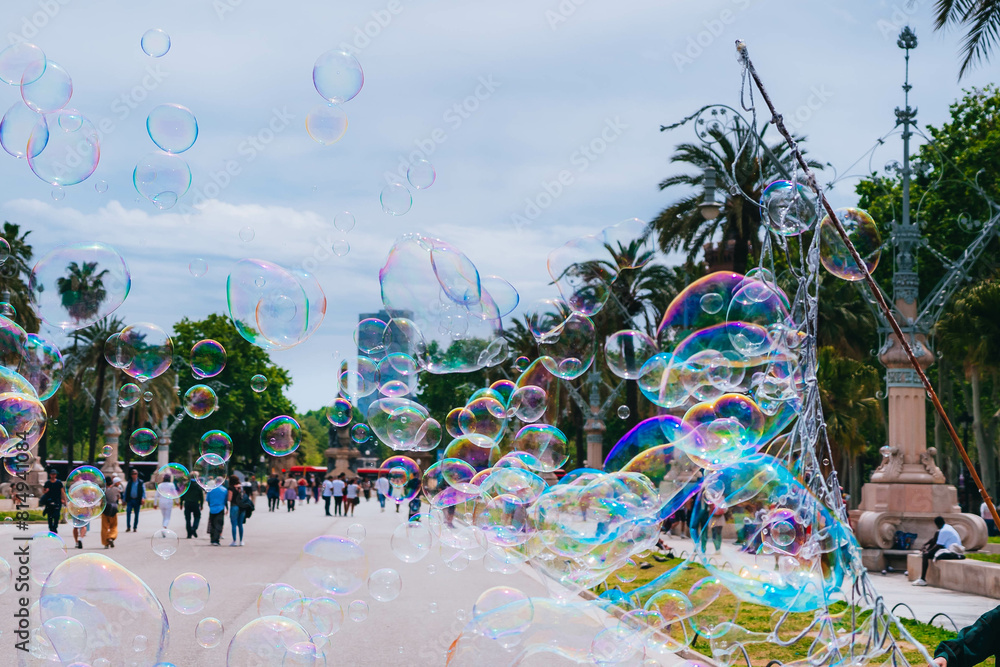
[239,226,255,242]
[133,151,191,207]
[313,49,364,104]
[350,423,370,443]
[146,103,198,153]
[22,333,64,400]
[190,339,226,378]
[20,60,72,113]
[512,424,568,472]
[302,536,369,595]
[306,104,348,144]
[227,258,325,351]
[199,430,233,463]
[617,405,630,419]
[1,101,46,159]
[155,463,190,499]
[260,415,301,456]
[227,616,311,665]
[192,454,227,489]
[251,374,268,392]
[380,183,412,215]
[0,391,47,447]
[257,583,304,616]
[27,109,101,186]
[129,427,158,456]
[819,207,882,281]
[169,572,210,614]
[40,615,88,662]
[347,523,366,543]
[189,258,208,277]
[0,42,45,85]
[481,275,519,317]
[196,617,224,648]
[605,329,658,380]
[119,322,173,381]
[348,600,369,622]
[326,397,353,428]
[151,528,178,559]
[367,568,402,602]
[184,384,218,420]
[472,586,534,644]
[381,455,421,503]
[389,519,434,563]
[334,211,355,233]
[761,180,816,236]
[333,239,350,256]
[406,159,436,189]
[95,179,108,193]
[141,29,171,57]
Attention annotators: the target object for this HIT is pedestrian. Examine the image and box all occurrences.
[407,494,421,521]
[913,515,965,586]
[101,476,122,549]
[207,477,227,546]
[284,482,296,511]
[346,478,359,516]
[932,603,1000,666]
[72,521,88,549]
[362,478,372,502]
[182,472,205,539]
[332,474,346,516]
[228,474,247,546]
[375,473,389,512]
[40,468,67,534]
[266,473,280,512]
[321,475,334,516]
[298,476,308,504]
[311,474,320,503]
[981,501,998,537]
[124,468,145,532]
[156,474,177,529]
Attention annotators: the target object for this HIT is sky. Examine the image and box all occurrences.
[0,0,994,411]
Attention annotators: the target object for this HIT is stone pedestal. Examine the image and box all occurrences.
[325,447,357,478]
[585,416,605,470]
[101,423,124,478]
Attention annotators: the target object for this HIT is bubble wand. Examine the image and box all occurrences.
[735,38,1000,533]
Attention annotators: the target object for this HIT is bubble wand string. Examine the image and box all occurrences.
[734,38,1000,534]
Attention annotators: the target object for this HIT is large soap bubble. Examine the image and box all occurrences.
[227,258,325,351]
[760,179,817,236]
[146,103,198,154]
[313,49,364,104]
[22,333,64,400]
[302,536,369,595]
[31,242,130,331]
[819,207,882,281]
[227,616,311,665]
[119,322,173,381]
[27,109,100,186]
[260,415,301,456]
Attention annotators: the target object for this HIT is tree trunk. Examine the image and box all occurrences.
[971,366,996,498]
[86,356,108,464]
[65,398,75,462]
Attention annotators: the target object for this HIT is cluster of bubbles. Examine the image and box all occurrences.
[0,43,101,188]
[134,102,197,210]
[379,157,436,217]
[307,49,362,145]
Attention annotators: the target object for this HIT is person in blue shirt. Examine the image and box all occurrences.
[123,468,146,532]
[206,478,228,546]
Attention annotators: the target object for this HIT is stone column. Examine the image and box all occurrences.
[100,422,123,478]
[154,431,170,480]
[585,414,605,470]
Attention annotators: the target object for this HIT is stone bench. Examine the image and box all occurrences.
[907,552,1000,599]
[0,498,39,511]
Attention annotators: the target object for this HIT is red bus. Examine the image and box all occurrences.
[283,465,327,479]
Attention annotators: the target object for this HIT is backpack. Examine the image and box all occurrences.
[237,491,255,518]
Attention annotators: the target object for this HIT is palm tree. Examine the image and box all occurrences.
[815,273,879,360]
[817,346,883,504]
[0,222,39,334]
[936,279,1000,498]
[68,317,126,463]
[652,118,818,274]
[934,1,1000,77]
[56,261,109,326]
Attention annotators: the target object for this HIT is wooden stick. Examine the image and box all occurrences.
[736,39,1000,533]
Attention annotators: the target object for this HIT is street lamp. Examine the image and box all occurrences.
[698,167,724,221]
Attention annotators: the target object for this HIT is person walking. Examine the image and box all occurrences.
[124,468,145,532]
[332,473,346,516]
[72,521,88,549]
[284,482,296,511]
[181,473,205,539]
[362,478,372,502]
[913,515,964,586]
[933,603,1000,666]
[266,474,280,512]
[311,474,320,503]
[375,473,389,512]
[228,475,247,546]
[206,477,228,546]
[156,474,177,529]
[321,475,334,516]
[101,476,122,549]
[40,468,67,534]
[297,476,308,504]
[346,478,359,516]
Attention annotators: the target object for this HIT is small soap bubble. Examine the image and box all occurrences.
[380,183,412,216]
[51,187,64,201]
[333,239,350,257]
[94,179,108,193]
[617,405,630,420]
[334,211,355,233]
[406,159,436,189]
[251,374,267,392]
[141,29,170,57]
[189,258,208,277]
[239,226,255,242]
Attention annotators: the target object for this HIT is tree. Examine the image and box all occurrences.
[0,222,39,334]
[934,0,1000,77]
[168,314,296,472]
[652,119,818,274]
[66,317,123,464]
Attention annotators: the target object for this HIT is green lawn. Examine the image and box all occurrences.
[967,552,1000,564]
[594,555,992,666]
[988,535,1000,544]
[0,509,46,522]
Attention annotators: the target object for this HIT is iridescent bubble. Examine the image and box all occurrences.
[141,29,171,57]
[257,583,304,617]
[191,339,226,378]
[95,179,108,193]
[227,258,324,351]
[22,333,64,400]
[196,617,224,648]
[381,455,421,503]
[169,572,210,614]
[334,211,355,233]
[761,180,816,236]
[189,258,207,277]
[333,239,350,257]
[538,312,596,381]
[313,49,364,104]
[251,374,267,392]
[302,536,369,595]
[260,415,301,456]
[306,104,348,145]
[348,600,369,622]
[327,397,353,428]
[146,103,198,154]
[66,465,105,492]
[20,60,72,113]
[192,454,227,490]
[472,586,534,644]
[0,42,45,86]
[819,207,882,282]
[32,243,130,330]
[347,523,366,543]
[406,159,435,189]
[355,318,387,357]
[389,519,434,563]
[512,424,568,472]
[143,390,153,402]
[227,616,311,664]
[350,423,371,443]
[617,405,630,419]
[129,427,158,456]
[0,238,9,264]
[367,568,402,602]
[41,615,88,663]
[133,151,191,207]
[27,109,100,186]
[507,384,547,423]
[0,391,46,447]
[184,384,218,420]
[605,329,658,380]
[199,430,232,463]
[119,322,173,381]
[151,528,178,559]
[50,187,64,201]
[380,183,412,216]
[1,101,45,159]
[0,315,27,372]
[481,275,519,317]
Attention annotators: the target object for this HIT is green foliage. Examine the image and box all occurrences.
[0,221,39,334]
[168,313,295,472]
[297,409,329,467]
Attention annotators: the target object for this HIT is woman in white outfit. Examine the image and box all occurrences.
[156,474,177,529]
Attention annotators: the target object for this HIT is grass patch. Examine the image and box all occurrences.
[988,535,1000,544]
[594,554,993,666]
[967,552,1000,564]
[0,509,46,522]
